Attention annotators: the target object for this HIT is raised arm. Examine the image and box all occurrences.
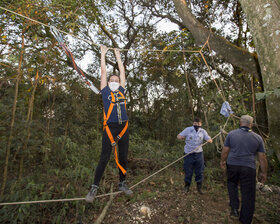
[258,152,268,183]
[114,48,126,88]
[100,45,108,90]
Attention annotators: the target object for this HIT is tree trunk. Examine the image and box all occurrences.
[172,0,261,79]
[1,31,25,195]
[239,0,280,160]
[18,72,39,180]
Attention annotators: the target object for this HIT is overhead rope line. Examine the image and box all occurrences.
[198,37,227,102]
[50,27,100,94]
[0,4,269,121]
[0,6,97,47]
[198,38,268,147]
[1,7,267,148]
[0,6,199,53]
[206,41,227,99]
[0,117,230,206]
[200,37,268,131]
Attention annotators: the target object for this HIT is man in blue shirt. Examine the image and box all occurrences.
[220,115,267,224]
[177,117,213,194]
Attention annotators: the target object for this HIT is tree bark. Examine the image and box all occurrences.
[1,30,25,195]
[172,0,261,79]
[18,72,39,180]
[239,0,280,160]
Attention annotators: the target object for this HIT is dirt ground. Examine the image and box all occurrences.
[86,165,280,224]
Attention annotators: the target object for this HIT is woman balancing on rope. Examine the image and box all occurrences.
[86,45,132,203]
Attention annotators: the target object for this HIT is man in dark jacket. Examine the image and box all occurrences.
[220,115,267,224]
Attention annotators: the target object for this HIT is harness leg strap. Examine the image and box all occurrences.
[103,92,128,175]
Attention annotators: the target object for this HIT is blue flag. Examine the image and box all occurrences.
[220,101,233,117]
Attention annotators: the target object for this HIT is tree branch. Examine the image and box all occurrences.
[172,0,261,79]
[94,184,115,224]
[92,7,119,48]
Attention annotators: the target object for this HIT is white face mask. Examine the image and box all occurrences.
[108,82,120,92]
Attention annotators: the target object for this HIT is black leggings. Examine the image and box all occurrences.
[93,122,129,186]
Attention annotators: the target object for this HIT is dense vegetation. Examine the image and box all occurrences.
[0,0,279,222]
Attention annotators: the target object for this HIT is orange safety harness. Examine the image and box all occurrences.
[103,91,128,175]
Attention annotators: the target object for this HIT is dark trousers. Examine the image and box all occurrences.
[93,122,129,186]
[227,164,256,224]
[183,152,204,184]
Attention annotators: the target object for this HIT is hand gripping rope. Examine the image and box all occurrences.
[50,27,100,94]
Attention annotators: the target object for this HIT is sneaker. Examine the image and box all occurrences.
[85,185,99,203]
[230,208,239,218]
[119,181,133,195]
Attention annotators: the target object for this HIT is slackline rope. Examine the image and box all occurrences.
[0,6,199,53]
[0,118,230,206]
